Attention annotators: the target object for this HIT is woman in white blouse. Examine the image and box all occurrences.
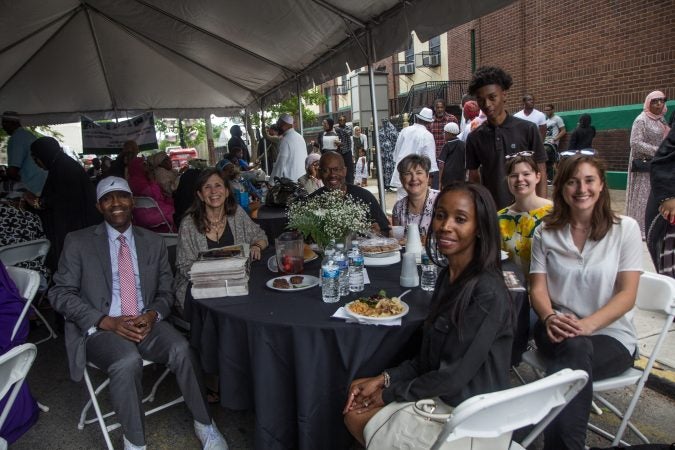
[530,155,642,450]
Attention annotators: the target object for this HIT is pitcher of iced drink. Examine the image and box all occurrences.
[275,231,304,274]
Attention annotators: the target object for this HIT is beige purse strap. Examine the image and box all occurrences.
[413,399,452,423]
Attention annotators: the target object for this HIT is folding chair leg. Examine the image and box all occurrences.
[144,368,171,403]
[30,305,58,345]
[82,369,114,450]
[592,394,649,445]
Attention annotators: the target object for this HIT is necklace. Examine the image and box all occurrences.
[404,189,430,227]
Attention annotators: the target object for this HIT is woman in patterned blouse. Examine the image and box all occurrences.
[497,153,552,274]
[391,154,439,241]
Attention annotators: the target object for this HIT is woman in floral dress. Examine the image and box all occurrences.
[626,91,670,238]
[498,153,552,274]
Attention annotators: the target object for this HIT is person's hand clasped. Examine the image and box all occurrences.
[545,313,582,343]
[250,244,262,261]
[343,376,385,415]
[658,198,675,224]
[100,312,155,343]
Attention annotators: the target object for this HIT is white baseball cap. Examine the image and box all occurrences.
[96,176,132,201]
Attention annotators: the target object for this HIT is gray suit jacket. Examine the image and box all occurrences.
[49,223,174,381]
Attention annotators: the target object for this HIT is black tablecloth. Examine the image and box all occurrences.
[253,205,288,242]
[189,253,528,450]
[190,252,432,450]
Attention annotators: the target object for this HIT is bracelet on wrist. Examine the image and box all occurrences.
[543,313,556,325]
[382,371,391,389]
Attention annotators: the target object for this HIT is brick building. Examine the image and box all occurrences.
[442,0,675,172]
[316,0,674,176]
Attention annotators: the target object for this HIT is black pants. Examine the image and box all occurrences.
[343,151,355,184]
[545,143,559,181]
[534,321,633,450]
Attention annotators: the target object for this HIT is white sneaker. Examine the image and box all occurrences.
[123,435,147,450]
[194,420,229,450]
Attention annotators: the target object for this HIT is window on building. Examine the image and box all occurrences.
[324,87,332,112]
[404,35,414,64]
[429,36,441,55]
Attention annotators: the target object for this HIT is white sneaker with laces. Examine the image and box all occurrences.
[123,435,146,450]
[194,420,229,450]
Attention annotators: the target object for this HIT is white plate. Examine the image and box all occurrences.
[362,250,399,258]
[266,275,319,291]
[364,252,401,267]
[344,300,410,322]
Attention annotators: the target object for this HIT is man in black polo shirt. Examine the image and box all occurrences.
[311,151,391,236]
[465,66,547,209]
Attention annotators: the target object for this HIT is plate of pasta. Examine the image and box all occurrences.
[345,294,409,321]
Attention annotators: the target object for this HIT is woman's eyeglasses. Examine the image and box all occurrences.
[650,97,667,104]
[505,151,533,160]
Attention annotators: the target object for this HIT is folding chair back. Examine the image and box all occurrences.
[133,196,174,232]
[0,344,37,433]
[431,369,588,450]
[5,267,40,341]
[0,239,50,267]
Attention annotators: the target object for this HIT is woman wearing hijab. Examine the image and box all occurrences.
[228,125,250,162]
[26,137,100,272]
[297,152,323,194]
[626,91,670,238]
[568,113,596,150]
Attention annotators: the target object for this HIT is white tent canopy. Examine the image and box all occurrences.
[1,0,513,126]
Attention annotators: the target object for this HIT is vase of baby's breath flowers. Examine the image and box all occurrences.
[286,189,371,250]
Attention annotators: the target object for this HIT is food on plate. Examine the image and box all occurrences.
[290,275,304,285]
[272,278,291,289]
[347,292,405,317]
[359,237,400,254]
[303,244,317,261]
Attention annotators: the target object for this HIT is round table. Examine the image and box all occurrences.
[190,253,432,450]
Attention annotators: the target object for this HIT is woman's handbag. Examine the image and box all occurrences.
[631,158,651,172]
[363,399,510,449]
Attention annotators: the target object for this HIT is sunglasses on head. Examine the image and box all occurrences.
[505,151,533,160]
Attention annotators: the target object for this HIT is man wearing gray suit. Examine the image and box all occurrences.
[49,176,228,450]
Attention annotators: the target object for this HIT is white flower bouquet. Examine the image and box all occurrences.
[286,189,371,249]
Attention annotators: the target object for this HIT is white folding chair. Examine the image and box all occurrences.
[0,239,50,267]
[521,272,675,446]
[5,266,57,345]
[429,369,588,450]
[0,343,38,450]
[133,197,175,232]
[79,360,184,450]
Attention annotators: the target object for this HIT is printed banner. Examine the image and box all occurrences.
[81,112,158,154]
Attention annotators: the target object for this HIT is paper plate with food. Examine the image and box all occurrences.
[266,275,319,291]
[345,290,409,321]
[359,237,401,258]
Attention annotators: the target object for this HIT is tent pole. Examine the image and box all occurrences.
[260,103,269,174]
[366,30,386,212]
[205,114,215,165]
[296,77,304,136]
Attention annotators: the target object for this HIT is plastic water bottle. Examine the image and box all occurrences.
[321,253,340,303]
[334,243,349,296]
[348,240,364,293]
[420,253,437,291]
[318,249,334,287]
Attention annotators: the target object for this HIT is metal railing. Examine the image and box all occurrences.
[388,80,469,118]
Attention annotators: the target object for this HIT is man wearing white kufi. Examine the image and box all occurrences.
[270,114,306,183]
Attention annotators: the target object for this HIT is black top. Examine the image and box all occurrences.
[382,269,514,407]
[309,185,391,233]
[466,113,546,209]
[438,138,467,187]
[206,223,234,249]
[568,126,596,150]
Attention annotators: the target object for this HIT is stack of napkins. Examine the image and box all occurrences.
[331,307,401,326]
[190,245,250,298]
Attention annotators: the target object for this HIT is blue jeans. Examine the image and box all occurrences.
[534,321,634,450]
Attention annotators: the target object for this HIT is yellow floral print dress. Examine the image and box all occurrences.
[498,204,553,274]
